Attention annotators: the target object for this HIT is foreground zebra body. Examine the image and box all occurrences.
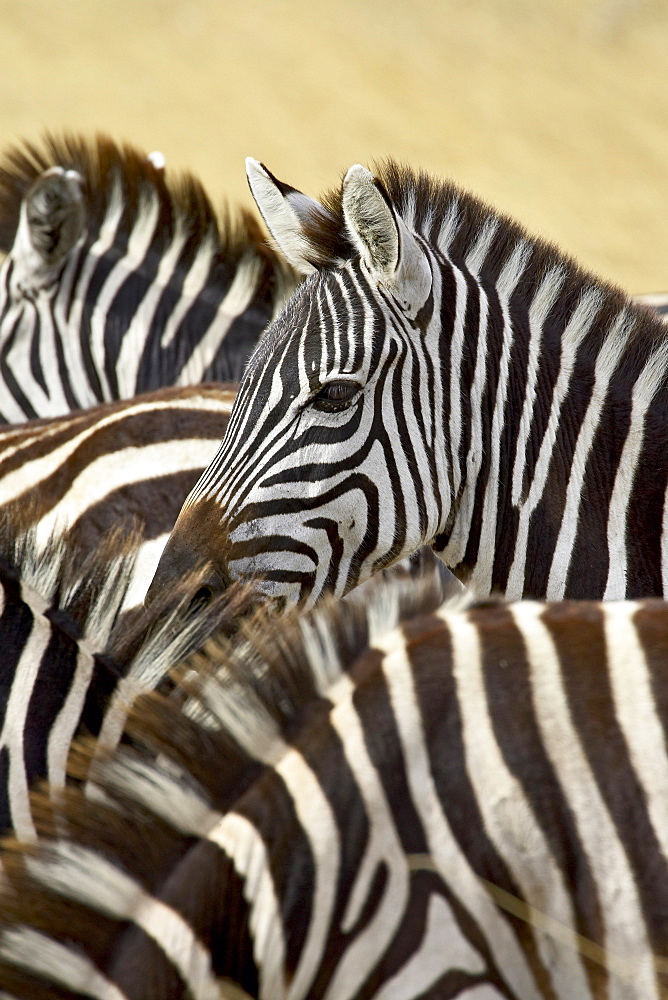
[0,134,296,422]
[149,160,668,606]
[1,570,668,998]
[0,382,235,608]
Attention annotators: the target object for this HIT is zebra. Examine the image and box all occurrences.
[0,506,253,843]
[0,381,236,610]
[0,565,667,998]
[0,133,298,423]
[146,159,668,608]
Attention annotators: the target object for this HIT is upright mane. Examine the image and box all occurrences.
[117,550,463,783]
[0,132,287,287]
[302,158,667,351]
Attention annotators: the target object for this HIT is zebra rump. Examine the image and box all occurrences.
[0,558,666,999]
[0,133,298,422]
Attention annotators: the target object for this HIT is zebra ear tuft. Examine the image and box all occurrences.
[246,158,338,275]
[342,165,431,318]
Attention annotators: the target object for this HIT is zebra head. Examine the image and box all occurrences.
[148,160,443,608]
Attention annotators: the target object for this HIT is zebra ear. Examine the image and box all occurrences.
[342,165,431,318]
[12,167,85,291]
[246,158,338,275]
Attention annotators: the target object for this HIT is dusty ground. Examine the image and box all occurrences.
[1,0,667,291]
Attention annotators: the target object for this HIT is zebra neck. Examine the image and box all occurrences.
[433,265,668,599]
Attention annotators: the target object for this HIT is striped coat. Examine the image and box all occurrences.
[0,133,297,422]
[0,382,235,609]
[0,563,666,999]
[0,511,252,842]
[146,159,668,607]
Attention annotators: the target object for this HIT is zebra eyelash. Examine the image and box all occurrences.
[309,379,364,413]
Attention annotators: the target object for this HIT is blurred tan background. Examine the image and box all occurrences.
[1,0,667,291]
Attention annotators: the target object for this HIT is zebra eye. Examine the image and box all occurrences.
[311,380,361,412]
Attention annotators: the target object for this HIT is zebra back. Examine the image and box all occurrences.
[0,133,298,422]
[1,561,667,998]
[0,382,236,609]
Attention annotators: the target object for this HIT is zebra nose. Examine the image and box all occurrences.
[144,533,229,610]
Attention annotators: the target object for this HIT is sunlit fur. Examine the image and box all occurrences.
[0,133,297,423]
[1,559,668,998]
[154,161,668,607]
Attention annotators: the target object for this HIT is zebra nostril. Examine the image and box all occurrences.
[185,565,231,617]
[187,584,216,616]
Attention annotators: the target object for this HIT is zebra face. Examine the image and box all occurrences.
[149,161,441,608]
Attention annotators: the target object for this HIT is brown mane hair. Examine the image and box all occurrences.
[0,132,278,277]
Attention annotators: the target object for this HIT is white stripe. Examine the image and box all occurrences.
[447,609,593,998]
[547,309,634,598]
[33,437,219,548]
[0,388,230,502]
[46,646,95,790]
[469,241,531,596]
[66,174,125,403]
[115,212,187,396]
[377,622,543,1000]
[504,286,604,599]
[26,843,223,1000]
[448,219,497,500]
[322,672,410,1000]
[0,615,52,841]
[276,747,341,1000]
[511,601,659,1000]
[208,812,287,1000]
[604,346,668,598]
[161,229,218,349]
[0,927,129,1000]
[176,251,264,385]
[604,603,668,863]
[93,190,162,399]
[510,265,566,507]
[441,283,489,566]
[371,893,485,1000]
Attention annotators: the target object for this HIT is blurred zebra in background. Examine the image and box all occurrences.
[0,133,297,423]
[0,564,666,999]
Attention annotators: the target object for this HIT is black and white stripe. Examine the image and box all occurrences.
[0,134,297,423]
[0,382,236,610]
[147,160,668,607]
[0,512,250,842]
[0,564,667,998]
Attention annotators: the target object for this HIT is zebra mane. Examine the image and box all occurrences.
[0,509,139,653]
[303,159,668,347]
[64,552,467,820]
[0,132,292,294]
[0,553,468,999]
